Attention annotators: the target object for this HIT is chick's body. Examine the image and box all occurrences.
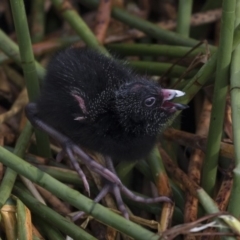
[37,48,173,161]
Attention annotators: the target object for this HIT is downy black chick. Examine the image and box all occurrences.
[26,48,187,219]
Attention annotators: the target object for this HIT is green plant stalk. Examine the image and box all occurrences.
[0,147,162,240]
[80,0,216,50]
[136,159,154,181]
[4,146,65,168]
[107,43,208,58]
[136,160,185,211]
[176,0,193,37]
[9,0,51,157]
[228,0,240,217]
[197,189,220,213]
[50,0,109,55]
[124,198,184,224]
[0,30,45,81]
[9,0,40,101]
[147,148,167,188]
[36,166,84,185]
[128,61,197,78]
[30,0,45,43]
[115,161,137,186]
[17,198,31,240]
[138,37,154,61]
[172,0,192,163]
[147,147,172,222]
[33,235,42,240]
[34,219,65,240]
[197,189,233,234]
[0,52,9,64]
[0,29,46,78]
[178,54,218,105]
[14,184,96,240]
[0,122,33,208]
[202,0,236,195]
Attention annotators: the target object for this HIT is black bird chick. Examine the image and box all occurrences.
[26,48,187,219]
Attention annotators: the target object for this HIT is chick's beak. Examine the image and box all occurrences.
[160,89,188,112]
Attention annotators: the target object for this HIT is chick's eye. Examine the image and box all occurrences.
[144,97,156,107]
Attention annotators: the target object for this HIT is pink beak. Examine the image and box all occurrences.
[160,89,188,112]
